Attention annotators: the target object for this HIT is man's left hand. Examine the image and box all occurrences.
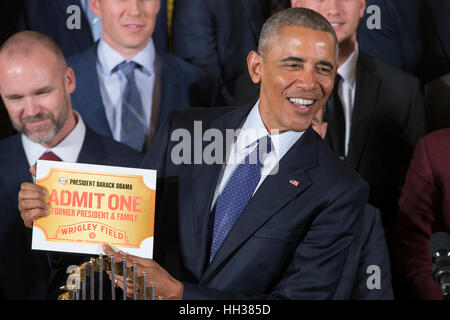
[102,244,184,300]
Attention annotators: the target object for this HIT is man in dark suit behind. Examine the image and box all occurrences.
[68,0,217,153]
[172,0,290,106]
[0,31,143,299]
[358,0,450,85]
[99,8,390,300]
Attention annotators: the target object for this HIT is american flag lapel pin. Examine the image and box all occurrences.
[289,179,299,187]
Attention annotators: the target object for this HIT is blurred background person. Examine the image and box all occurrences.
[67,0,217,153]
[359,0,450,86]
[0,31,142,299]
[172,0,290,106]
[17,0,169,57]
[395,128,450,299]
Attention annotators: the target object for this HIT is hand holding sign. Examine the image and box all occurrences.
[18,166,49,228]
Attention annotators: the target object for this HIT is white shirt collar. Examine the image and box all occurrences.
[338,43,359,89]
[22,111,86,167]
[236,100,304,160]
[97,39,156,76]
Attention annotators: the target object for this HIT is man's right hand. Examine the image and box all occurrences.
[18,167,49,228]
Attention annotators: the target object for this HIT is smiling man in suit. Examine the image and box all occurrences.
[235,1,426,244]
[68,0,216,153]
[0,31,143,299]
[290,0,426,248]
[99,8,386,300]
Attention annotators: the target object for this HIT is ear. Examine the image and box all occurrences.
[90,0,102,18]
[155,0,161,15]
[65,67,76,95]
[247,50,264,84]
[290,0,300,8]
[359,0,366,18]
[320,122,328,140]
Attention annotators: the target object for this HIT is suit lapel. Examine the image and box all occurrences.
[157,51,183,128]
[180,106,253,278]
[201,128,318,282]
[0,136,33,205]
[70,45,112,137]
[346,52,381,169]
[76,126,109,164]
[241,0,268,40]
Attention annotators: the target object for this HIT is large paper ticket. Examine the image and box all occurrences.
[32,160,156,259]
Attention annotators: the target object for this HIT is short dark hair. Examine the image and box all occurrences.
[258,7,338,57]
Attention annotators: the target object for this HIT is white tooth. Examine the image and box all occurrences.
[290,98,314,106]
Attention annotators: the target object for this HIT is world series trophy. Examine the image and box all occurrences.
[58,253,157,300]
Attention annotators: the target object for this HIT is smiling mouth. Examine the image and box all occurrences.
[124,24,145,30]
[330,22,344,29]
[289,97,317,109]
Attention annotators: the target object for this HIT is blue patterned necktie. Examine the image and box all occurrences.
[209,135,272,262]
[116,61,146,152]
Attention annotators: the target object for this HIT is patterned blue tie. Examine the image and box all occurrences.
[209,135,272,262]
[116,61,146,152]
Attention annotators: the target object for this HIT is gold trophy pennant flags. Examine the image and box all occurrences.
[58,254,158,300]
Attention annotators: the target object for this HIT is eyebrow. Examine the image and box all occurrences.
[280,56,305,63]
[34,86,53,94]
[4,93,23,100]
[3,85,54,100]
[317,60,334,70]
[280,56,334,69]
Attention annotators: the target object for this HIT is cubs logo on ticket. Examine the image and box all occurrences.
[32,160,156,259]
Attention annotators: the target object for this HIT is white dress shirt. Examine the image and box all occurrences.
[96,39,160,150]
[22,112,86,167]
[211,101,304,210]
[337,43,359,157]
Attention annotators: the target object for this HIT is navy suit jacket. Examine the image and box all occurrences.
[0,101,14,141]
[67,45,217,140]
[0,126,143,299]
[172,0,268,105]
[359,0,450,84]
[17,0,169,57]
[351,204,393,299]
[140,105,392,299]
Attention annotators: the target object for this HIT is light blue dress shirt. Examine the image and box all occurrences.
[96,39,160,150]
